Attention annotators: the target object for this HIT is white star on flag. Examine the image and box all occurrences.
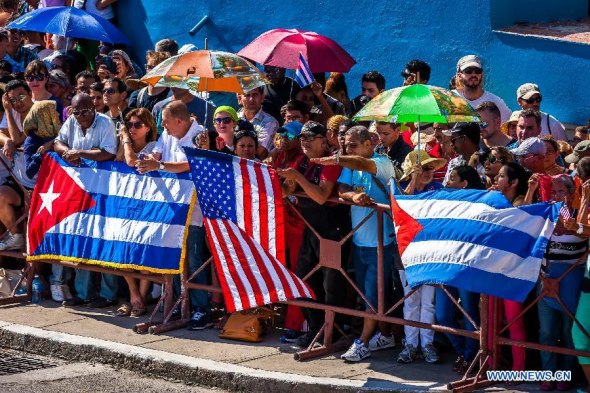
[38,181,60,215]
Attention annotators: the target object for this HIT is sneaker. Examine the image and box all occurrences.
[295,330,319,348]
[50,284,65,302]
[61,285,73,300]
[0,233,24,251]
[280,329,304,343]
[187,311,212,330]
[422,343,440,364]
[397,340,418,363]
[341,339,371,362]
[368,331,395,352]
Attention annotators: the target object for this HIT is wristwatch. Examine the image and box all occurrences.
[158,161,165,171]
[577,223,584,235]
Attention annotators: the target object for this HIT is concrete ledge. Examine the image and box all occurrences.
[0,321,422,393]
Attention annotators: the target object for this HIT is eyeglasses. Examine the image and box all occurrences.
[486,155,504,164]
[524,96,542,104]
[102,87,118,95]
[450,135,464,144]
[25,73,46,82]
[479,122,488,129]
[8,29,21,36]
[72,108,94,117]
[125,121,144,129]
[214,116,233,125]
[8,94,28,104]
[422,164,435,171]
[461,67,482,75]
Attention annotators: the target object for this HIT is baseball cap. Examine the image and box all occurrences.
[299,121,326,138]
[456,55,483,72]
[565,140,590,164]
[517,83,541,100]
[277,121,303,140]
[450,122,481,137]
[510,137,546,156]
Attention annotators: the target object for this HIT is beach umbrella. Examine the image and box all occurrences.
[7,6,128,44]
[238,28,355,72]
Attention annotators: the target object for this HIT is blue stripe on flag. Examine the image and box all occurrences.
[397,188,513,209]
[35,233,182,270]
[86,194,190,225]
[413,218,547,259]
[405,262,536,302]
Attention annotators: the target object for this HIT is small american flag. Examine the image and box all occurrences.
[185,148,314,312]
[560,204,571,221]
[294,52,314,87]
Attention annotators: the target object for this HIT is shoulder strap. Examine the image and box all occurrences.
[546,113,551,135]
[371,174,390,199]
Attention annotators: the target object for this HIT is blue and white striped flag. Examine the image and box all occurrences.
[390,188,561,301]
[294,52,314,87]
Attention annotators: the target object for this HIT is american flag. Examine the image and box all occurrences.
[184,148,315,312]
[294,52,314,87]
[560,204,571,221]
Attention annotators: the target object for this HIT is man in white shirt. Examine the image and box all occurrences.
[0,80,35,252]
[515,83,567,141]
[136,100,211,331]
[453,55,511,123]
[55,93,119,308]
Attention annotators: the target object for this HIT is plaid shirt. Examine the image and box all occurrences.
[238,108,279,152]
[7,45,39,73]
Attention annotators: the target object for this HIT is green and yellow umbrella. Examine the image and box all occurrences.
[352,84,481,124]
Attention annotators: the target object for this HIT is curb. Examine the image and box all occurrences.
[0,321,425,393]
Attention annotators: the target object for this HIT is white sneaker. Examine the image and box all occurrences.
[368,331,396,351]
[61,285,73,300]
[341,339,371,362]
[0,233,24,251]
[50,284,65,302]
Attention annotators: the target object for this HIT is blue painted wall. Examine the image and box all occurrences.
[116,0,590,125]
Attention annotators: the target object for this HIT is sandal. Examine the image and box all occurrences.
[116,303,132,316]
[130,306,147,317]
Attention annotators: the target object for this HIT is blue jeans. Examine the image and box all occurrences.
[538,297,576,372]
[174,225,209,313]
[74,270,119,301]
[352,242,394,311]
[50,264,72,286]
[435,286,480,361]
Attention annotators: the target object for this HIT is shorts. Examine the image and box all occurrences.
[1,179,28,210]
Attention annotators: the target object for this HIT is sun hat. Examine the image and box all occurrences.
[400,150,447,181]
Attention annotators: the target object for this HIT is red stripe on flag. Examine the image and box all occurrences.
[253,162,269,250]
[204,219,239,312]
[222,220,266,307]
[267,166,286,264]
[240,159,254,239]
[209,219,252,311]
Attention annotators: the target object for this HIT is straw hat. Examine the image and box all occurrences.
[400,150,447,181]
[500,110,520,134]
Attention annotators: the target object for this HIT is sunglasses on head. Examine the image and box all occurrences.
[486,155,504,164]
[214,116,233,125]
[102,87,118,95]
[235,130,257,140]
[8,93,28,104]
[462,67,482,75]
[25,73,45,82]
[72,108,93,117]
[524,96,542,104]
[125,121,144,129]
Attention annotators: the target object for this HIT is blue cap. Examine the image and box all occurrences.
[277,121,303,140]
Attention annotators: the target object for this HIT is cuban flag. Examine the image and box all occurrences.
[390,187,561,302]
[27,153,195,273]
[185,148,314,313]
[294,52,314,88]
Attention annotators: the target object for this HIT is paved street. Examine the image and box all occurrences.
[0,349,225,393]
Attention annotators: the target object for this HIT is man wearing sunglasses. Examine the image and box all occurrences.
[103,78,129,130]
[0,80,35,251]
[5,28,38,73]
[54,93,118,308]
[516,83,567,141]
[443,122,483,185]
[475,101,517,149]
[454,55,511,123]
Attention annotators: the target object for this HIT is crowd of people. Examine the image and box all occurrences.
[0,2,590,391]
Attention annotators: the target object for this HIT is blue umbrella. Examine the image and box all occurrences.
[7,6,128,44]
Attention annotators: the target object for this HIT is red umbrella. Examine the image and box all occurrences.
[238,28,356,73]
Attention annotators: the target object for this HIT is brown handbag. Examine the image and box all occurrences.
[218,307,277,343]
